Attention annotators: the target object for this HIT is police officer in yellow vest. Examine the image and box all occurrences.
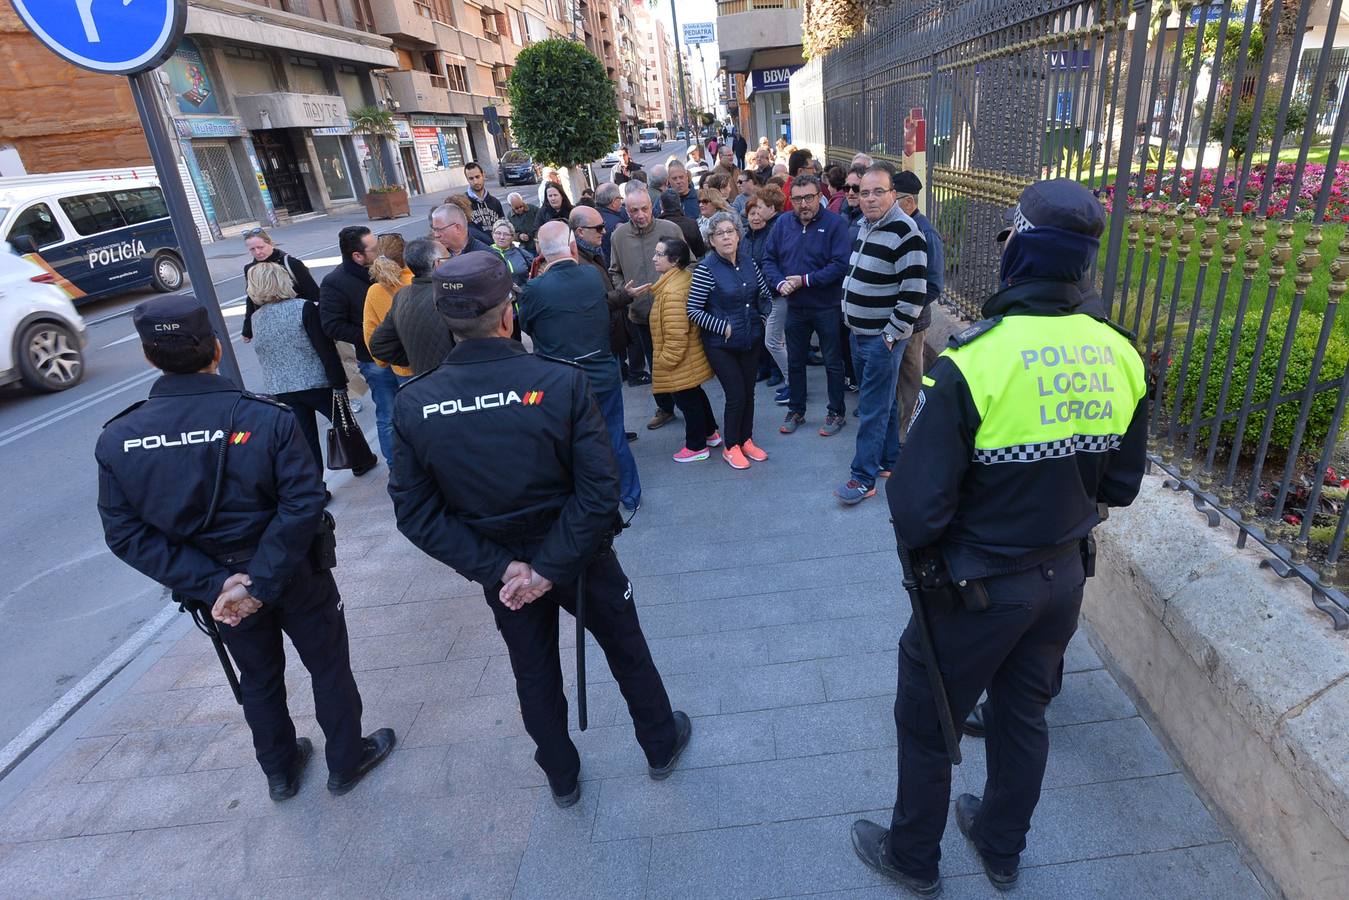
[851,179,1148,895]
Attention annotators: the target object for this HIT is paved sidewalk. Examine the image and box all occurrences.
[0,364,1270,898]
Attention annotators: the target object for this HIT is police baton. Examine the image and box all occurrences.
[896,544,962,766]
[575,564,588,732]
[182,600,243,705]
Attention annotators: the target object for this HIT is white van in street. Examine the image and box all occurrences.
[0,242,87,392]
[639,128,662,153]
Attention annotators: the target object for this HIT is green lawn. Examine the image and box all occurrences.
[1276,144,1334,166]
[1101,217,1347,342]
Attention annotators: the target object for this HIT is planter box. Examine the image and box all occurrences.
[364,187,410,219]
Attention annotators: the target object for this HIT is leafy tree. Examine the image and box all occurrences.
[348,105,398,190]
[1214,91,1308,164]
[507,38,618,193]
[1181,9,1263,78]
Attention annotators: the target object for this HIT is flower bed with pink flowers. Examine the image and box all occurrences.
[1100,161,1349,222]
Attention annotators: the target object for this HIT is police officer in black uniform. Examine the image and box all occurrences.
[389,253,691,807]
[97,295,395,801]
[850,180,1150,895]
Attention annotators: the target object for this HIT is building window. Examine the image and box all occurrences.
[223,45,268,61]
[446,64,471,94]
[425,0,454,26]
[287,53,321,69]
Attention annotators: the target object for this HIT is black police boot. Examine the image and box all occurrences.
[962,702,986,738]
[955,794,1018,891]
[550,775,581,809]
[849,820,942,897]
[326,728,396,796]
[648,711,692,780]
[267,737,313,802]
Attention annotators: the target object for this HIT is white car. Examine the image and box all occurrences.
[0,242,87,392]
[601,144,622,167]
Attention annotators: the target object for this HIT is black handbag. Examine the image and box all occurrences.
[326,390,377,473]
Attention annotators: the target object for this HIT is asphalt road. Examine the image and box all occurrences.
[0,142,685,752]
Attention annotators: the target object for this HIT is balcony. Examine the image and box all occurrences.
[372,0,437,47]
[716,0,802,71]
[386,69,452,114]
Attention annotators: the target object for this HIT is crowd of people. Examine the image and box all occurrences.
[239,142,945,508]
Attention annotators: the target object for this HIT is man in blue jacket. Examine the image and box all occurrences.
[521,221,641,512]
[763,173,854,437]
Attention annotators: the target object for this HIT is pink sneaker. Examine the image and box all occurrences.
[673,447,710,463]
[705,431,723,448]
[741,439,768,462]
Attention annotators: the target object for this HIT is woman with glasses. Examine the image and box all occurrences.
[490,219,535,289]
[651,236,720,462]
[829,165,866,226]
[686,211,773,470]
[733,171,762,220]
[241,228,320,343]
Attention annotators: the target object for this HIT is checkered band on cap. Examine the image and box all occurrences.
[974,433,1122,465]
[1012,203,1036,235]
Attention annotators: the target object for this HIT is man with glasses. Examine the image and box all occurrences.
[763,173,853,437]
[572,205,638,442]
[835,164,928,506]
[368,239,455,376]
[609,184,684,428]
[522,220,642,512]
[594,183,628,262]
[429,203,493,259]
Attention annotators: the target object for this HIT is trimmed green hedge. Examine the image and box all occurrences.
[1171,315,1349,455]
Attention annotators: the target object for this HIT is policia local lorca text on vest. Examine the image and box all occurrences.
[898,278,1148,583]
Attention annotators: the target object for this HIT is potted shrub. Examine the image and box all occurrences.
[349,105,410,219]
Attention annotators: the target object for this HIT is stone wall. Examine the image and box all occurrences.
[1087,477,1349,900]
[0,9,150,173]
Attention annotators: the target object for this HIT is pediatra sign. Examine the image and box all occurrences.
[683,22,715,45]
[11,0,187,75]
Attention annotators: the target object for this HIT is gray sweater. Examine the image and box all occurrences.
[252,299,333,396]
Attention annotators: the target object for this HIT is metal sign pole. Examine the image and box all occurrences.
[669,3,693,148]
[127,70,243,387]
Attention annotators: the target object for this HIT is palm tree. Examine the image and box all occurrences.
[347,105,397,190]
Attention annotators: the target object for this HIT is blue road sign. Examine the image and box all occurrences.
[10,0,187,75]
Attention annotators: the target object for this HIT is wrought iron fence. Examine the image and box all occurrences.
[821,0,1349,629]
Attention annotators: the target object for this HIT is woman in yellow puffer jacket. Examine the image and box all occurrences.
[650,235,722,462]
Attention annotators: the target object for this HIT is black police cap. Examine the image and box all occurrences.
[996,178,1105,244]
[132,295,216,346]
[434,252,514,320]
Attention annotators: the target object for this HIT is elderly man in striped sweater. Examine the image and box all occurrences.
[836,164,929,505]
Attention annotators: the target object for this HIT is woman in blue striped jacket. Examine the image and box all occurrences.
[686,211,774,470]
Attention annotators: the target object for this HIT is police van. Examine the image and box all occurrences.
[0,177,185,306]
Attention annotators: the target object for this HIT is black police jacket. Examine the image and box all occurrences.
[96,373,326,606]
[888,279,1149,581]
[388,338,618,587]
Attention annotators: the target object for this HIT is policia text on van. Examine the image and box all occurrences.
[0,178,185,304]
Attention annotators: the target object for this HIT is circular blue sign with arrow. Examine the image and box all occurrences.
[10,0,187,75]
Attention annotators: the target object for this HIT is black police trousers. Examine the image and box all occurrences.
[485,548,677,791]
[218,569,365,777]
[886,544,1085,881]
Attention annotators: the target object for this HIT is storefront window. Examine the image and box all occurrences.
[312,136,355,201]
[439,129,464,169]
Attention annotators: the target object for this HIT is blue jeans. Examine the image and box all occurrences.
[849,332,906,488]
[786,305,846,416]
[595,386,642,509]
[356,359,401,466]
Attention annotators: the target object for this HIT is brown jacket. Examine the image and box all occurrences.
[650,266,713,394]
[608,216,684,324]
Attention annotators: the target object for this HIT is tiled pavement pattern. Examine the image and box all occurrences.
[0,368,1270,898]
